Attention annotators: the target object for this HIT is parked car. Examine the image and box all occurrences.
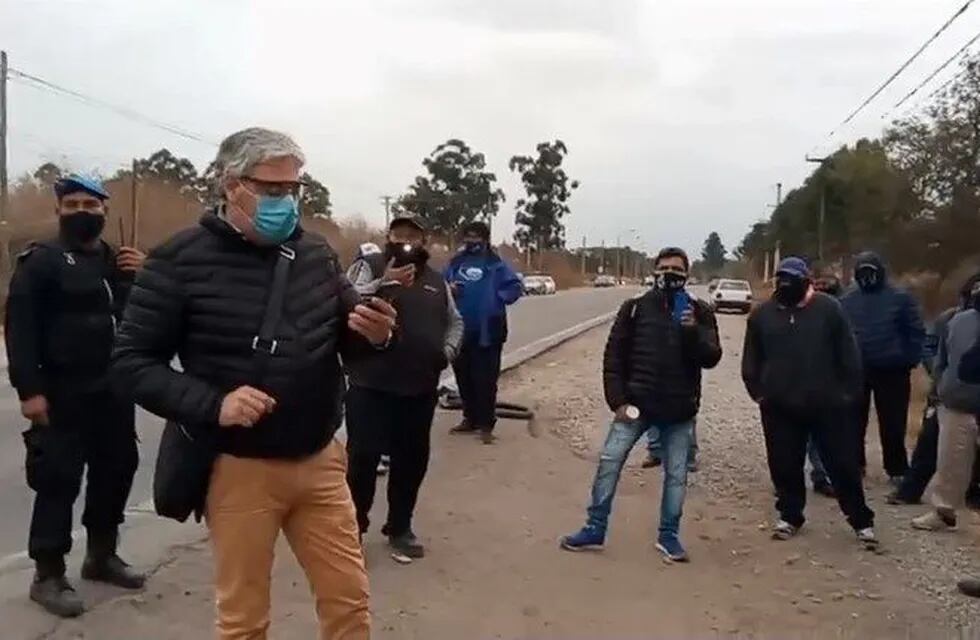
[593,274,617,288]
[710,279,753,314]
[523,274,557,295]
[642,274,656,287]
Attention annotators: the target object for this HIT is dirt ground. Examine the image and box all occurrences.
[30,315,980,639]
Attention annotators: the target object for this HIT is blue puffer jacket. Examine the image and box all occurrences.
[840,252,925,370]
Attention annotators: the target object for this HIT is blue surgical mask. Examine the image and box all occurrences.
[253,195,299,245]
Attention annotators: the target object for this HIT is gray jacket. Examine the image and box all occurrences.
[936,308,980,414]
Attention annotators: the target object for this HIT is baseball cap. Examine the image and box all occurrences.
[776,257,809,279]
[54,174,110,201]
[389,211,426,232]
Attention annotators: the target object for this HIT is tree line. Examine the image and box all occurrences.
[15,138,580,252]
[737,53,980,280]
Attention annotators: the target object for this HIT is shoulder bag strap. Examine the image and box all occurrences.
[251,243,296,378]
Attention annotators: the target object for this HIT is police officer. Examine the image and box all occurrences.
[5,175,146,618]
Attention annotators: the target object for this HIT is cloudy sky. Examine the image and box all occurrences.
[2,0,978,256]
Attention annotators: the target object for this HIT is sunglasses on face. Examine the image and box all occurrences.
[241,176,306,198]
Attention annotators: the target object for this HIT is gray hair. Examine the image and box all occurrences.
[212,127,306,188]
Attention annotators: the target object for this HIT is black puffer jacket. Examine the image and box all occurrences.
[603,290,722,425]
[111,211,368,459]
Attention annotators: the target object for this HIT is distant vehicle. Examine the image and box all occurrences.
[642,274,656,287]
[523,274,557,295]
[593,274,617,288]
[688,276,700,286]
[711,279,753,314]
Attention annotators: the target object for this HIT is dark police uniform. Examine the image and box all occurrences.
[5,237,137,576]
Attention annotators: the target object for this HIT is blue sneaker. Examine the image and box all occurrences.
[655,535,689,562]
[560,526,605,552]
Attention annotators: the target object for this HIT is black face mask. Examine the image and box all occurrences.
[59,211,106,245]
[855,267,881,292]
[385,241,429,268]
[775,275,808,307]
[655,272,688,292]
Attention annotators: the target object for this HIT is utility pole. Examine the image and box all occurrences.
[581,236,586,275]
[380,195,393,227]
[130,158,140,247]
[1,50,8,226]
[615,234,622,283]
[805,156,829,263]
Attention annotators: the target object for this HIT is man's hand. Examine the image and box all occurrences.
[383,259,415,287]
[218,386,276,428]
[680,308,697,328]
[116,247,146,273]
[614,405,637,423]
[21,395,50,426]
[349,297,397,346]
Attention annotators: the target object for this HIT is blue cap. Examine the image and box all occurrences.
[776,257,809,278]
[54,174,109,201]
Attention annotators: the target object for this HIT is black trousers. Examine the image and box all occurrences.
[452,341,503,431]
[761,403,874,531]
[858,366,911,478]
[898,400,980,502]
[345,386,438,537]
[23,390,138,574]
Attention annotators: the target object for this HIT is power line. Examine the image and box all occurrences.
[8,67,217,146]
[884,28,980,118]
[828,0,975,137]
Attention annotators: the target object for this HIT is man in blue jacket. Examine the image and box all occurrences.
[841,252,925,485]
[444,221,522,444]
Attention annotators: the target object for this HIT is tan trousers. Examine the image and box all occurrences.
[206,439,370,640]
[932,405,979,513]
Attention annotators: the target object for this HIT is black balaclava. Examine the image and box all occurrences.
[854,252,886,292]
[775,273,809,307]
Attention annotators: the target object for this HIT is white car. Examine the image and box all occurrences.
[642,275,656,287]
[710,279,753,314]
[523,274,557,295]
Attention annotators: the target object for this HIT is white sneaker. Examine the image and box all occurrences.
[771,520,799,540]
[856,527,879,549]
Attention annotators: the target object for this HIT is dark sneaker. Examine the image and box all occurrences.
[856,527,879,550]
[480,430,496,445]
[449,420,478,434]
[966,490,980,511]
[376,455,390,476]
[888,476,905,490]
[641,455,662,469]
[886,490,920,506]
[771,519,799,541]
[957,578,980,598]
[655,535,690,562]
[813,481,835,498]
[388,531,425,559]
[81,555,145,590]
[30,575,84,618]
[560,526,605,552]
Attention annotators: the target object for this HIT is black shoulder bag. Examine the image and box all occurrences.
[153,244,296,522]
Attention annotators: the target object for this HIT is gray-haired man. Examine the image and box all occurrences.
[113,127,394,639]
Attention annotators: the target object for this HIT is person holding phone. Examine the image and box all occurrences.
[560,247,721,562]
[112,128,394,639]
[741,257,878,549]
[345,212,463,560]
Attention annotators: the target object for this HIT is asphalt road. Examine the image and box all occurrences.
[0,286,640,562]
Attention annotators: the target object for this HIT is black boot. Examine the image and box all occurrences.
[31,559,84,619]
[81,530,145,590]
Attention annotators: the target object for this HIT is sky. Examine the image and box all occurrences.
[2,0,979,257]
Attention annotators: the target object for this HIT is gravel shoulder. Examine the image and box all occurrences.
[15,314,980,639]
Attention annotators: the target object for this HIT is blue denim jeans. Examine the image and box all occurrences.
[587,419,694,538]
[646,420,698,463]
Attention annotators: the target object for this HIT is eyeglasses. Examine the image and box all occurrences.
[241,176,305,198]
